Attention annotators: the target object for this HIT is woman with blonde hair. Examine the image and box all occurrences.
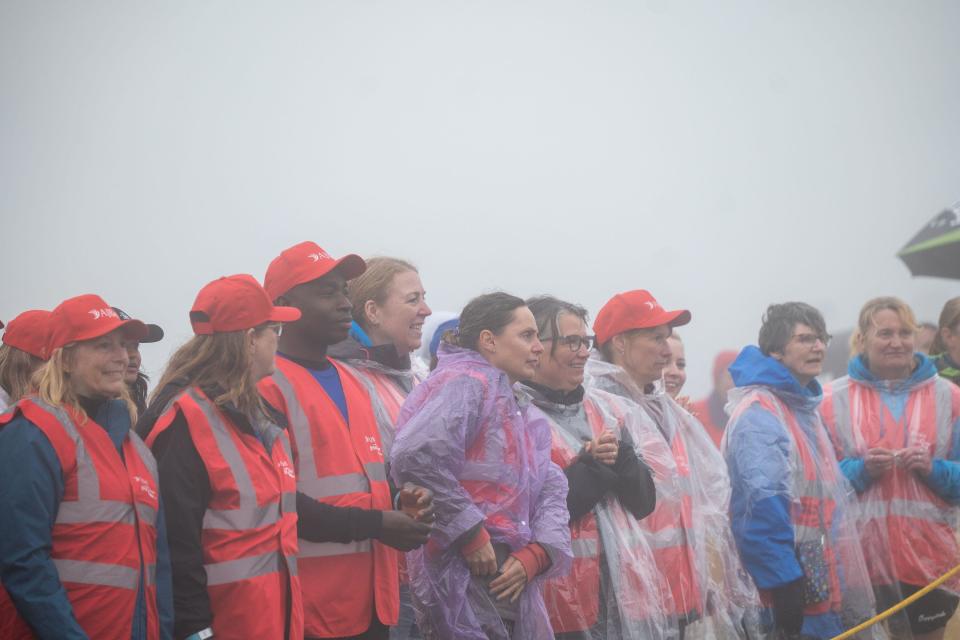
[0,295,170,639]
[931,296,960,387]
[0,309,52,410]
[329,256,431,454]
[821,296,960,640]
[143,274,304,640]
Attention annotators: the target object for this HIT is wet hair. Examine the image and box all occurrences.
[851,296,918,354]
[348,256,418,330]
[758,302,827,356]
[0,344,43,403]
[445,292,526,351]
[152,326,272,420]
[931,297,960,356]
[525,295,588,355]
[128,371,150,416]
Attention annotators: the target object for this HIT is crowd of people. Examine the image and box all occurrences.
[0,240,958,640]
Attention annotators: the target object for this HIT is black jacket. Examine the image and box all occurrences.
[146,385,384,639]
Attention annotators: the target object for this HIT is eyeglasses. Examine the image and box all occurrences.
[543,335,595,352]
[265,323,283,337]
[791,332,831,347]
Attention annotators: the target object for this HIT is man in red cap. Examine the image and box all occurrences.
[259,241,434,640]
[691,350,738,448]
[586,290,762,638]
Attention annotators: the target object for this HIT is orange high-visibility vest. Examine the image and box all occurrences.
[821,376,960,587]
[147,388,302,640]
[730,389,843,616]
[0,398,160,640]
[260,357,399,638]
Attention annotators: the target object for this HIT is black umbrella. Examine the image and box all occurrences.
[898,204,960,280]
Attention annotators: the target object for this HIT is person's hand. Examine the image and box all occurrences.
[675,395,696,415]
[864,448,895,479]
[488,556,528,603]
[379,511,432,551]
[900,446,933,478]
[585,430,619,466]
[398,483,436,524]
[465,541,497,577]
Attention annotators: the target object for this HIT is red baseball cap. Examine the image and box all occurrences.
[47,295,149,352]
[593,290,691,345]
[264,241,366,301]
[2,309,53,360]
[190,274,301,335]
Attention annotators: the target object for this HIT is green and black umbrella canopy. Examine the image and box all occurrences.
[898,204,960,280]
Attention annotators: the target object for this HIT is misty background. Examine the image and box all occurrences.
[2,1,958,399]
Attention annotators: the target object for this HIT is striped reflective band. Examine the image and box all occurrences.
[204,552,298,586]
[54,559,140,590]
[571,538,599,558]
[272,369,385,500]
[203,503,282,531]
[862,498,960,527]
[460,461,519,484]
[56,500,135,525]
[647,526,684,549]
[298,539,372,558]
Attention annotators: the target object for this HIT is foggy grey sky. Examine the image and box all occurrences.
[2,1,959,397]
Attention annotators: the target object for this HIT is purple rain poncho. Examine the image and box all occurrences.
[389,344,572,640]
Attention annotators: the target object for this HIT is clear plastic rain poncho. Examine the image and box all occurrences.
[389,344,572,640]
[521,381,676,640]
[725,346,883,640]
[584,354,764,640]
[821,354,960,637]
[343,357,419,458]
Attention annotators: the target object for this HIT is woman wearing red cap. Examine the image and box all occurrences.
[585,290,762,638]
[0,295,171,640]
[0,309,52,410]
[143,274,304,640]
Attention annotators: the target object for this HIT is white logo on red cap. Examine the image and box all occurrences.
[88,308,119,321]
[644,301,656,310]
[307,251,331,262]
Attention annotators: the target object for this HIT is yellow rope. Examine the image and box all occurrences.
[829,563,960,640]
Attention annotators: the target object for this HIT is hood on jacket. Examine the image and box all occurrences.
[847,352,937,393]
[729,345,822,403]
[328,322,412,371]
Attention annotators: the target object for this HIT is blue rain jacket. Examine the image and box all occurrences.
[724,346,843,639]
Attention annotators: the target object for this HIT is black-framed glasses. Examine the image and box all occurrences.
[542,335,595,352]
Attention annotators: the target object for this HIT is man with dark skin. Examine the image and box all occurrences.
[260,241,434,640]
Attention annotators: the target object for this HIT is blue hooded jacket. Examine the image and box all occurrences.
[837,353,960,503]
[724,346,842,639]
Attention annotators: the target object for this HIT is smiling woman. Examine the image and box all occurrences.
[389,292,572,640]
[0,294,170,640]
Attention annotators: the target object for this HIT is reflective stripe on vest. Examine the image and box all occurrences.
[186,389,298,580]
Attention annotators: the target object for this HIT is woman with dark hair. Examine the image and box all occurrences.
[112,308,164,416]
[518,295,665,640]
[389,292,572,639]
[0,309,51,410]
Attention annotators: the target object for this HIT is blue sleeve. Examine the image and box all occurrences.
[726,405,803,590]
[155,497,174,640]
[838,457,871,494]
[0,417,88,639]
[924,460,960,505]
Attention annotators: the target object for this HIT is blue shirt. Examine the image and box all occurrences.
[279,353,349,422]
[0,399,173,640]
